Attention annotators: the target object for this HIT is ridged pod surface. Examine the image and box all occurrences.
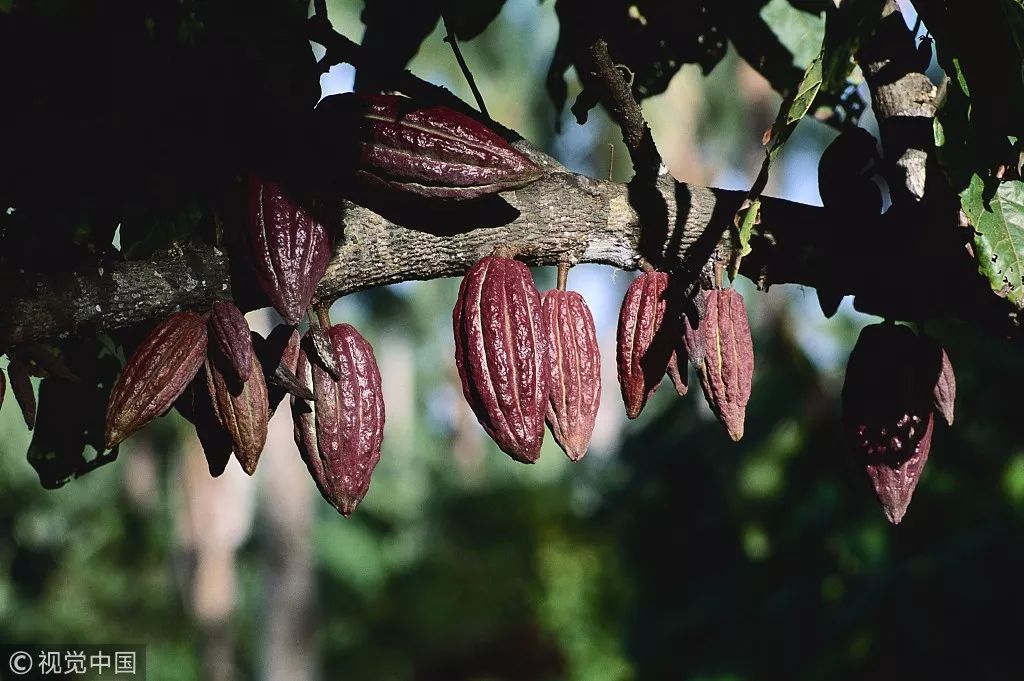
[105,312,208,448]
[293,324,385,517]
[692,288,753,441]
[542,289,601,462]
[209,301,254,382]
[842,322,946,524]
[317,93,544,199]
[616,271,673,419]
[453,256,549,463]
[206,351,269,476]
[247,176,332,325]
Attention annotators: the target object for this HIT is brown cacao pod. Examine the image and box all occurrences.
[209,301,254,382]
[105,312,208,448]
[317,93,544,200]
[453,255,549,463]
[292,324,385,516]
[8,359,36,430]
[541,289,601,462]
[842,322,942,524]
[247,176,332,325]
[616,271,674,419]
[205,349,269,477]
[931,342,956,426]
[692,288,753,441]
[665,345,689,397]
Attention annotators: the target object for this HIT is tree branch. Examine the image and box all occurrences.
[0,158,1013,347]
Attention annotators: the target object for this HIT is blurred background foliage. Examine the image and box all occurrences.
[2,0,1024,680]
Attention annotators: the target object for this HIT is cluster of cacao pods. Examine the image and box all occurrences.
[98,175,386,516]
[453,255,601,463]
[842,322,955,524]
[4,89,965,529]
[615,270,754,440]
[452,254,756,464]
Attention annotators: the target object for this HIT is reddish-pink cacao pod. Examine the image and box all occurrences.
[616,271,674,419]
[292,324,385,517]
[453,255,549,463]
[246,176,332,325]
[105,312,208,448]
[317,93,544,200]
[690,288,754,441]
[541,288,601,462]
[209,301,254,383]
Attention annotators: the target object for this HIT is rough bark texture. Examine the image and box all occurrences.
[0,166,1008,346]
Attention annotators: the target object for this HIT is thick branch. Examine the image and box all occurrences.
[861,0,938,202]
[0,162,1011,347]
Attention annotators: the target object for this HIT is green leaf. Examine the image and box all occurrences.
[732,52,822,276]
[962,175,1024,308]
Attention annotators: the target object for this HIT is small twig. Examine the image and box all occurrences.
[581,40,662,182]
[441,13,490,119]
[607,143,615,181]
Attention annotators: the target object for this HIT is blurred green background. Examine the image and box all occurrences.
[2,1,1024,680]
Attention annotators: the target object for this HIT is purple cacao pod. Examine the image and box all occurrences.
[542,289,601,462]
[318,93,544,200]
[453,255,549,463]
[247,176,332,325]
[691,288,754,441]
[292,323,385,517]
[105,312,208,448]
[209,301,254,382]
[616,271,674,419]
[842,322,941,524]
[205,349,269,477]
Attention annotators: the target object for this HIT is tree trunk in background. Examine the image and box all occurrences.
[176,439,255,681]
[252,308,317,681]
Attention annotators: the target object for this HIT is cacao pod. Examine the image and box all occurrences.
[293,323,385,516]
[616,271,674,419]
[541,288,601,462]
[453,255,548,463]
[317,93,544,200]
[205,349,269,476]
[8,359,36,430]
[691,288,754,441]
[931,342,956,426]
[842,322,941,524]
[179,372,233,477]
[865,413,934,526]
[665,346,689,397]
[247,176,332,325]
[105,311,208,449]
[209,301,254,382]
